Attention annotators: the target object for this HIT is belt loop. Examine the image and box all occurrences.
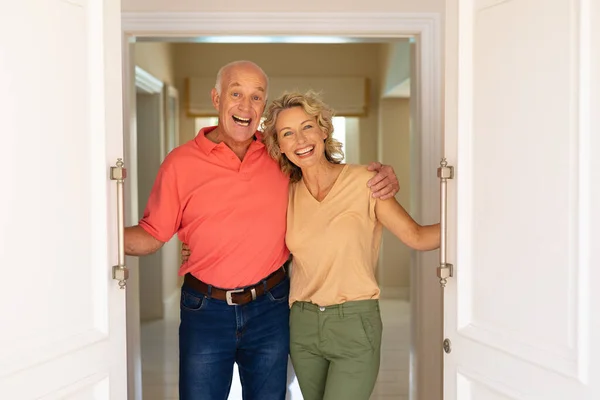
[339,303,344,318]
[301,302,305,312]
[207,285,212,299]
[263,279,268,292]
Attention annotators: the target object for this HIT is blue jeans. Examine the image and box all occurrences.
[178,276,290,400]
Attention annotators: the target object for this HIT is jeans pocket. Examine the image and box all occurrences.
[266,277,290,303]
[180,289,205,312]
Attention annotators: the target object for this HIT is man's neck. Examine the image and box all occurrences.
[206,127,254,161]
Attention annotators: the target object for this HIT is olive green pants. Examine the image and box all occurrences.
[289,300,382,400]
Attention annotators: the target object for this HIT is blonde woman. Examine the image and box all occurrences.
[183,91,439,400]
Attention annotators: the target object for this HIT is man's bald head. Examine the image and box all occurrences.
[215,60,269,98]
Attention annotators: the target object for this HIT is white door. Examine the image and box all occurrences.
[0,0,127,399]
[443,0,600,399]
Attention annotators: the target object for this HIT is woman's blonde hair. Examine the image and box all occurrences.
[262,90,344,182]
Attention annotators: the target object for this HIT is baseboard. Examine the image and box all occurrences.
[380,286,410,300]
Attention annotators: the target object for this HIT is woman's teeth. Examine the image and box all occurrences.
[295,146,314,156]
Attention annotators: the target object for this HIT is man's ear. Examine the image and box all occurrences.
[211,88,220,111]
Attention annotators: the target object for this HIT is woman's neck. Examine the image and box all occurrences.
[301,161,344,201]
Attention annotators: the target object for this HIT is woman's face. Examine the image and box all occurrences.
[275,106,328,169]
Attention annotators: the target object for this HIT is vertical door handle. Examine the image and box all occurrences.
[110,158,129,289]
[437,158,454,288]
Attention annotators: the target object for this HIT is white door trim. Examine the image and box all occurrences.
[121,12,443,400]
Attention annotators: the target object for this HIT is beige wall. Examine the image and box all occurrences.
[134,42,175,85]
[136,92,165,322]
[173,43,382,164]
[378,98,412,294]
[122,0,443,12]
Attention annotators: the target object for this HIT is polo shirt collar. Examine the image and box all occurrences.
[195,126,219,155]
[195,126,265,155]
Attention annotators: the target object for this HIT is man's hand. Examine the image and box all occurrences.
[366,162,400,200]
[181,243,191,264]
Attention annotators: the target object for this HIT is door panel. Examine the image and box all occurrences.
[444,0,599,398]
[0,0,126,398]
[471,2,576,371]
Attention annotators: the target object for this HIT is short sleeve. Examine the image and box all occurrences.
[358,166,378,222]
[138,164,182,242]
[369,190,378,222]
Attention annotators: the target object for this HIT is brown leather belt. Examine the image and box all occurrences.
[183,267,287,306]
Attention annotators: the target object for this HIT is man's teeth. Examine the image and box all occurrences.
[232,115,251,126]
[296,146,314,156]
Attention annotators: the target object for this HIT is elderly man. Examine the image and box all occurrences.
[124,60,399,400]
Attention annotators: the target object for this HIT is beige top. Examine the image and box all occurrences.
[286,164,383,306]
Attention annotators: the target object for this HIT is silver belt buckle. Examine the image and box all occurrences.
[226,288,244,305]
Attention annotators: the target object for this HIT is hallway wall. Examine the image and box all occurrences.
[135,42,175,85]
[172,43,383,165]
[134,43,181,322]
[378,98,412,296]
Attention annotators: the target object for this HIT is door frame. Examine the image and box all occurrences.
[121,11,443,400]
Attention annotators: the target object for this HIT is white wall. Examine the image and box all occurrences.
[382,41,412,96]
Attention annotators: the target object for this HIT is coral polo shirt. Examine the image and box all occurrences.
[138,126,290,288]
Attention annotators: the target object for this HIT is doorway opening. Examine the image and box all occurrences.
[121,12,442,400]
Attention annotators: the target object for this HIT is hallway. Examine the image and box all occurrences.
[141,297,410,400]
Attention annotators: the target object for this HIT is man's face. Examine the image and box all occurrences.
[211,64,267,143]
